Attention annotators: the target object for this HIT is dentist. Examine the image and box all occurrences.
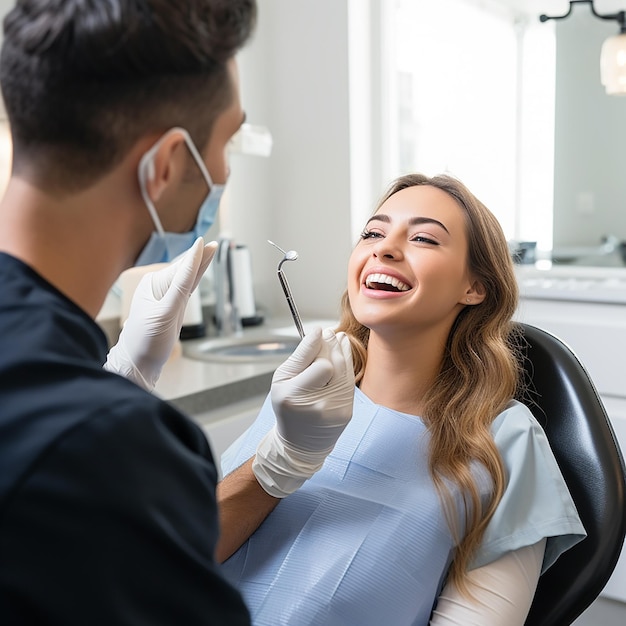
[0,1,354,625]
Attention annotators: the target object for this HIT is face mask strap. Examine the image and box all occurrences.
[138,127,216,239]
[138,135,169,237]
[177,128,215,194]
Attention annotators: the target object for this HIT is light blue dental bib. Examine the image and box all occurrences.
[221,389,472,626]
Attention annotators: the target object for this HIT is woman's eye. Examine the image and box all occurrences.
[411,234,439,245]
[360,230,383,240]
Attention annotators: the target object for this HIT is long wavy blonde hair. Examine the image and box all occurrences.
[336,173,522,593]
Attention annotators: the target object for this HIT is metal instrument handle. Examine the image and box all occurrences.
[278,269,305,339]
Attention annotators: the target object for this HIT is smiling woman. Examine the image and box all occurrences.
[218,172,586,626]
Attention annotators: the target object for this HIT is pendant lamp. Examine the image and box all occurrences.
[541,0,626,95]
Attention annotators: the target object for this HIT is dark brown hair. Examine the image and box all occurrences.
[0,0,257,189]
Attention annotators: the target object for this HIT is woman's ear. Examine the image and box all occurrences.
[462,280,486,306]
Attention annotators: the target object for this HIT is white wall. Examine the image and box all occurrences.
[224,0,355,321]
[0,0,11,28]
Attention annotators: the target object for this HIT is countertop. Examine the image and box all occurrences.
[153,317,337,418]
[154,337,278,416]
[516,264,626,304]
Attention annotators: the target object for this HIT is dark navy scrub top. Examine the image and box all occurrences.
[0,253,250,625]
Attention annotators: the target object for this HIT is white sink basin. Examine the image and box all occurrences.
[183,334,299,363]
[182,320,339,363]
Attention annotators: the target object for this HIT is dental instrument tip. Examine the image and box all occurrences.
[267,240,286,254]
[268,240,299,264]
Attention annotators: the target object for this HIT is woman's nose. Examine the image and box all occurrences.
[372,236,404,260]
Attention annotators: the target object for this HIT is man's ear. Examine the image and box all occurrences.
[462,279,486,306]
[141,130,187,202]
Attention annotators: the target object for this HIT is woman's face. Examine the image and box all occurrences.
[347,184,483,335]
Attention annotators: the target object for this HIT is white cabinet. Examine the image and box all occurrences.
[515,298,626,397]
[515,295,626,603]
[600,396,626,602]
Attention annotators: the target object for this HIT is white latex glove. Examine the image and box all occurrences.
[104,237,217,391]
[252,327,355,497]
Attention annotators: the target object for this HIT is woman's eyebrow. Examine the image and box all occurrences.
[409,216,450,234]
[366,214,391,225]
[366,214,450,234]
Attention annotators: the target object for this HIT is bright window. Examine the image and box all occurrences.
[382,0,555,250]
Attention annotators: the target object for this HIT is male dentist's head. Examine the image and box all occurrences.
[0,0,255,317]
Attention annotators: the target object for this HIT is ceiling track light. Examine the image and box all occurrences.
[540,0,626,95]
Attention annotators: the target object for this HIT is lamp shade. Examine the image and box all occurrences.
[600,33,626,95]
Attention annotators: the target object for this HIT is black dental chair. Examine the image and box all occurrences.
[515,323,626,626]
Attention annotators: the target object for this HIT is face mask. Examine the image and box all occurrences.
[135,127,226,266]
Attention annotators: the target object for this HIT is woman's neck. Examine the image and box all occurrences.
[359,326,449,416]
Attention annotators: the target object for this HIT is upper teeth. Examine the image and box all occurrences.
[365,273,410,291]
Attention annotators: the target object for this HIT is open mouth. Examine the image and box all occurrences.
[365,273,411,293]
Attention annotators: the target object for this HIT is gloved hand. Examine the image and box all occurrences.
[104,237,217,391]
[253,327,355,497]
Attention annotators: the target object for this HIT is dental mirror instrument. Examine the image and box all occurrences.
[268,240,305,338]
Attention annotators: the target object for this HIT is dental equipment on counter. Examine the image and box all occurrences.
[214,237,242,337]
[268,240,305,339]
[213,237,263,336]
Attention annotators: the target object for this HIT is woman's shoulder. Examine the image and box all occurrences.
[489,399,558,483]
[475,401,586,572]
[490,400,547,443]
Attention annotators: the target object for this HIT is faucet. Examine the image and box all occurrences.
[213,237,243,337]
[601,234,619,254]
